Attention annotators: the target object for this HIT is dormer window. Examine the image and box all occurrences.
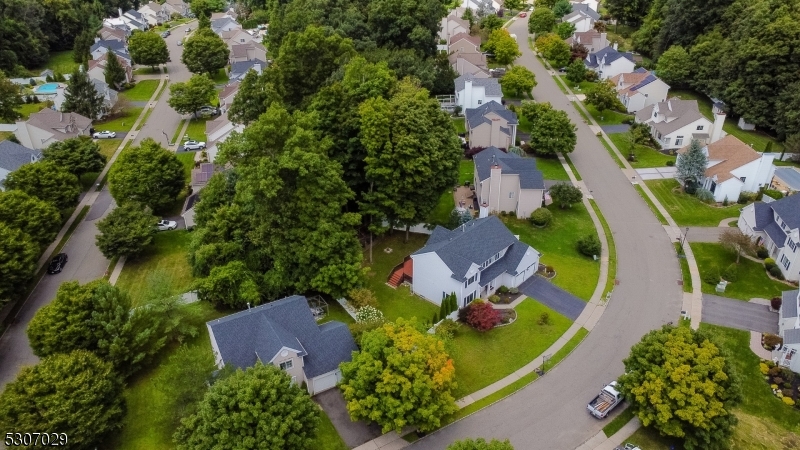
[279,360,293,370]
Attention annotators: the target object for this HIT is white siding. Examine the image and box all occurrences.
[309,370,342,395]
[411,252,464,306]
[207,324,224,368]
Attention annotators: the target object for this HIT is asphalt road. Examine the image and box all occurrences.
[0,27,193,390]
[410,17,682,449]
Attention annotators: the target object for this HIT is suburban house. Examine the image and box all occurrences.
[218,81,241,113]
[563,4,600,33]
[97,26,127,42]
[123,10,149,28]
[212,17,241,36]
[211,8,238,20]
[738,193,800,282]
[465,101,518,150]
[221,29,255,47]
[439,15,470,45]
[773,167,800,194]
[0,140,42,189]
[678,135,774,202]
[460,0,500,14]
[138,1,171,25]
[777,289,800,373]
[455,73,502,109]
[609,68,670,113]
[14,109,92,150]
[53,79,118,119]
[206,295,358,395]
[473,146,545,218]
[635,98,720,150]
[449,33,481,57]
[585,46,635,80]
[90,39,127,61]
[570,0,599,11]
[409,216,541,308]
[449,53,490,78]
[206,116,244,163]
[87,52,133,87]
[565,30,609,53]
[229,42,267,64]
[229,59,267,81]
[163,0,190,17]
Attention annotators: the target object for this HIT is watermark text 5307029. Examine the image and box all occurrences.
[5,433,68,447]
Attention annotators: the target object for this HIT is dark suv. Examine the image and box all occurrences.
[47,253,68,274]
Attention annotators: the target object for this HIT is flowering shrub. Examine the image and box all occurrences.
[356,305,384,324]
[465,301,501,331]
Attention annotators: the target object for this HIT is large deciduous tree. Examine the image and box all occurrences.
[528,8,556,35]
[606,0,654,25]
[43,135,106,177]
[0,350,125,449]
[359,78,462,242]
[537,34,571,68]
[339,318,458,433]
[520,102,577,155]
[566,59,586,84]
[499,65,536,98]
[182,27,230,76]
[548,183,583,208]
[366,0,446,56]
[556,21,577,39]
[109,138,185,212]
[585,80,624,114]
[194,260,261,309]
[95,202,157,259]
[553,0,573,17]
[227,70,279,125]
[484,29,520,65]
[0,190,60,248]
[128,31,170,70]
[4,160,81,212]
[168,73,216,117]
[154,344,217,426]
[655,45,692,88]
[0,223,38,306]
[174,363,320,450]
[62,67,104,119]
[618,325,741,450]
[676,139,707,191]
[0,70,22,122]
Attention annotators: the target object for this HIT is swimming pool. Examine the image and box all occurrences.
[34,83,60,95]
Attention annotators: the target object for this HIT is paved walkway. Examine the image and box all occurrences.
[518,276,587,320]
[635,167,677,180]
[701,294,778,333]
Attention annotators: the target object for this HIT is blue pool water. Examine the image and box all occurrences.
[34,83,60,95]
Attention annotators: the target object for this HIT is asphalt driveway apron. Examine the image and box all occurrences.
[314,388,382,448]
[518,275,587,320]
[701,294,778,333]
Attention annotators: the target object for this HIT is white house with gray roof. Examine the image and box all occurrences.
[206,295,358,395]
[455,73,502,110]
[635,98,722,150]
[563,4,600,33]
[584,46,635,80]
[738,194,800,282]
[777,289,800,373]
[0,140,42,189]
[473,147,545,218]
[465,101,518,150]
[411,216,540,307]
[14,109,92,150]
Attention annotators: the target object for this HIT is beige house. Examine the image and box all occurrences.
[565,30,608,53]
[229,42,267,64]
[14,109,92,150]
[86,52,133,88]
[218,81,240,112]
[449,33,481,57]
[473,147,545,218]
[465,101,518,150]
[439,15,470,45]
[222,29,254,47]
[449,52,490,78]
[97,26,127,42]
[609,68,670,113]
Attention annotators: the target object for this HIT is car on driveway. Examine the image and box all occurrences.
[93,130,117,139]
[519,12,527,17]
[47,253,68,274]
[198,106,220,117]
[183,140,206,150]
[156,219,177,231]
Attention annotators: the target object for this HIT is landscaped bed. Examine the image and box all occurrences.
[645,178,745,227]
[689,243,789,301]
[607,133,676,169]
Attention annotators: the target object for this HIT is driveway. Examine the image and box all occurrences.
[409,16,681,450]
[635,167,677,180]
[702,294,778,333]
[686,227,728,243]
[518,276,586,320]
[601,125,630,134]
[314,389,382,448]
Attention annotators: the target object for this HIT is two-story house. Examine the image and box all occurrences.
[411,216,540,308]
[87,52,133,89]
[465,101,518,150]
[455,73,502,109]
[229,42,266,64]
[473,146,545,218]
[449,33,481,57]
[206,295,358,395]
[738,193,800,282]
[565,30,609,53]
[439,15,470,46]
[563,4,600,33]
[609,68,670,113]
[14,109,92,150]
[777,289,800,373]
[449,52,490,78]
[212,17,241,36]
[138,1,171,26]
[585,46,635,80]
[635,98,721,150]
[0,140,42,189]
[90,39,127,61]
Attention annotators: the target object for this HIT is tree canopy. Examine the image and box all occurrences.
[0,222,38,306]
[585,80,624,113]
[654,45,692,88]
[484,29,520,65]
[4,160,81,212]
[129,31,170,70]
[519,102,577,155]
[499,65,536,98]
[0,189,61,248]
[549,183,583,208]
[109,138,185,212]
[104,51,127,90]
[448,438,515,450]
[168,73,216,117]
[0,70,22,122]
[62,67,105,119]
[182,27,230,76]
[528,8,556,35]
[95,202,157,259]
[43,135,107,177]
[676,139,707,188]
[227,70,278,125]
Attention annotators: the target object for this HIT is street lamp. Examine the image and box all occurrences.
[680,227,689,248]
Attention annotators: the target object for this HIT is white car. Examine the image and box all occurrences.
[156,219,177,231]
[183,140,206,150]
[93,130,117,139]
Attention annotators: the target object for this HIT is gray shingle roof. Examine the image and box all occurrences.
[455,73,502,97]
[752,202,773,230]
[473,146,545,190]
[570,4,600,20]
[764,221,786,248]
[230,59,267,79]
[207,295,357,379]
[212,17,238,34]
[465,101,518,130]
[0,140,41,172]
[90,40,126,54]
[413,216,531,281]
[585,47,634,68]
[477,239,531,287]
[770,193,800,230]
[782,290,798,319]
[785,328,800,345]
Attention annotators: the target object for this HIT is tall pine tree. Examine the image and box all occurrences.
[104,54,126,90]
[62,67,104,119]
[676,139,708,191]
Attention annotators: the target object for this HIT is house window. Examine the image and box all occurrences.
[696,125,704,130]
[780,254,791,270]
[675,136,684,146]
[463,290,477,305]
[789,240,797,252]
[653,111,657,118]
[279,360,293,371]
[740,177,746,183]
[664,138,671,145]
[477,100,482,105]
[509,192,514,198]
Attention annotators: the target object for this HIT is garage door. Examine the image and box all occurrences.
[312,370,341,395]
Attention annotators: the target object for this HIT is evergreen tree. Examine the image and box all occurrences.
[676,139,708,190]
[62,67,104,119]
[104,53,126,90]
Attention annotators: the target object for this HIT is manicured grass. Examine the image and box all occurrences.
[608,133,676,168]
[133,67,162,75]
[674,243,693,293]
[633,184,668,225]
[38,50,79,75]
[645,178,744,227]
[176,152,196,182]
[171,119,187,144]
[774,159,800,167]
[547,326,588,369]
[14,102,46,120]
[501,203,600,301]
[314,409,349,450]
[210,68,229,84]
[452,117,466,134]
[669,90,781,153]
[318,299,355,325]
[459,160,474,184]
[518,110,533,132]
[623,426,677,450]
[97,139,121,161]
[427,190,456,227]
[590,199,617,298]
[121,80,160,102]
[115,230,195,307]
[603,405,635,437]
[558,75,595,93]
[563,154,582,181]
[95,107,144,132]
[690,243,788,301]
[583,104,633,126]
[0,131,11,141]
[534,156,570,180]
[363,232,439,323]
[183,117,209,142]
[450,299,572,397]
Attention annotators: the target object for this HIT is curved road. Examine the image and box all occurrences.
[410,17,683,450]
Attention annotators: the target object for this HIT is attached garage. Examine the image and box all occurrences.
[309,369,343,395]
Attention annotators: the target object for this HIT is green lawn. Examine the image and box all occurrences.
[95,107,144,132]
[535,156,570,180]
[0,131,11,141]
[115,230,195,307]
[590,199,617,298]
[603,405,635,437]
[645,178,744,227]
[364,232,439,322]
[669,90,781,152]
[608,133,676,168]
[121,80,160,102]
[583,104,634,126]
[97,139,121,161]
[558,75,596,93]
[459,160,474,184]
[452,117,466,134]
[428,190,456,227]
[501,204,600,301]
[176,152,196,182]
[183,117,209,142]
[14,102,46,120]
[675,243,692,293]
[319,299,355,326]
[450,299,572,397]
[690,243,788,301]
[37,50,79,75]
[564,155,582,181]
[315,410,349,450]
[210,68,229,84]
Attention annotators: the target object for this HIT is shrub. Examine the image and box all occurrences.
[760,362,770,375]
[509,287,519,295]
[435,318,460,340]
[738,191,758,204]
[763,334,783,351]
[529,207,553,227]
[488,295,500,303]
[768,365,782,376]
[763,189,784,200]
[499,211,507,217]
[348,288,378,309]
[355,305,384,324]
[784,383,793,389]
[722,196,729,206]
[764,258,776,271]
[465,300,501,331]
[783,397,796,406]
[756,246,769,259]
[538,312,550,325]
[695,188,715,204]
[782,388,793,398]
[577,234,601,257]
[769,266,784,279]
[666,160,674,166]
[722,263,738,282]
[497,286,509,294]
[702,266,720,285]
[771,297,782,310]
[774,377,785,385]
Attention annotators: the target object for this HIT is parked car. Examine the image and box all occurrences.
[198,106,220,117]
[93,130,117,139]
[161,30,170,38]
[156,219,177,231]
[587,381,623,419]
[519,12,527,17]
[186,27,192,32]
[177,40,183,46]
[183,140,206,150]
[47,253,68,274]
[558,67,567,73]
